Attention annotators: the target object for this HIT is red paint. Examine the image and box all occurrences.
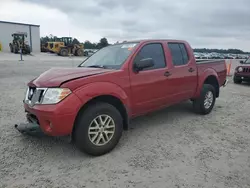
[24,39,227,136]
[24,92,82,136]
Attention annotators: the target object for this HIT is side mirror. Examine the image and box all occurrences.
[240,60,244,64]
[134,58,154,72]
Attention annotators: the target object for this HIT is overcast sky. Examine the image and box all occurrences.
[1,0,250,50]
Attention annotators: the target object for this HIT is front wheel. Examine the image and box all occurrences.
[73,102,123,156]
[75,49,84,56]
[193,84,216,115]
[233,76,242,84]
[60,48,69,56]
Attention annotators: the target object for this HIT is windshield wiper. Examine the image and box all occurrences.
[85,65,106,69]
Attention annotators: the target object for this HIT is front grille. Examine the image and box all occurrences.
[243,67,250,73]
[25,87,47,106]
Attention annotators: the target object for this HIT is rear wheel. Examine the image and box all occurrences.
[233,76,242,84]
[60,48,69,56]
[193,84,216,115]
[10,44,13,53]
[14,46,19,54]
[73,102,123,156]
[25,46,31,54]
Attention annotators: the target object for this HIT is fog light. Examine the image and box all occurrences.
[44,120,53,132]
[49,122,53,128]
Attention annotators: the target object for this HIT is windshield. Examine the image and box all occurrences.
[79,42,139,69]
[244,57,250,64]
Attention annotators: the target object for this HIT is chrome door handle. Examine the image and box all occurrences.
[188,68,195,72]
[164,71,172,77]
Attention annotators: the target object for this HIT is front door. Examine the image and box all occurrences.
[129,42,172,116]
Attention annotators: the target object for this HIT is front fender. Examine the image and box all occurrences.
[73,82,131,113]
[194,68,219,98]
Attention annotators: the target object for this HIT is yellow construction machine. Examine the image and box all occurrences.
[45,41,64,53]
[57,37,84,56]
[42,37,84,56]
[9,32,31,54]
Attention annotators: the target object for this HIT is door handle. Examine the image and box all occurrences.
[164,71,172,77]
[188,68,195,72]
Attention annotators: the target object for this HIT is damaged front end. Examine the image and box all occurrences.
[15,112,45,136]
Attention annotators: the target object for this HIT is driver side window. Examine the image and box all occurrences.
[133,43,166,71]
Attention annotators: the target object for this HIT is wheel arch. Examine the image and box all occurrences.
[194,69,220,98]
[203,75,219,97]
[71,94,129,142]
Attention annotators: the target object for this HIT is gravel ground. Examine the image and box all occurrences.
[0,53,250,188]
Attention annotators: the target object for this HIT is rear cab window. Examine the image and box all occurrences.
[168,43,189,66]
[133,43,166,71]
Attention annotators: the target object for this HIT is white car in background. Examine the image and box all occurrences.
[84,49,98,56]
[194,52,201,59]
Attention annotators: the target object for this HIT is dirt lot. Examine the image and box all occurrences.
[0,53,249,188]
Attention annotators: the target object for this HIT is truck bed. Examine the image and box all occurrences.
[196,59,225,64]
[196,59,227,86]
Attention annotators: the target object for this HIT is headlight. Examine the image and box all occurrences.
[42,88,71,104]
[238,67,243,72]
[24,88,29,99]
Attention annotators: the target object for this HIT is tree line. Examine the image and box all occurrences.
[193,48,249,54]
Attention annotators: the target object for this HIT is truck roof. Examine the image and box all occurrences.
[118,39,188,44]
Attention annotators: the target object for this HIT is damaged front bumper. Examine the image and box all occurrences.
[14,122,43,135]
[15,113,45,136]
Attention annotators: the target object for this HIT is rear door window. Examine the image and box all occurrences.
[168,43,189,66]
[179,44,189,64]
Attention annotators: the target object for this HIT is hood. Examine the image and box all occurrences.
[29,67,114,87]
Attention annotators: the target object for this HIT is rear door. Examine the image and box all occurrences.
[129,42,173,116]
[166,43,197,100]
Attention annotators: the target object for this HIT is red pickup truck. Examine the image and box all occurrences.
[16,39,228,156]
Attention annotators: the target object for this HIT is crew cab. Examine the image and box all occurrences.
[16,39,228,156]
[233,57,250,84]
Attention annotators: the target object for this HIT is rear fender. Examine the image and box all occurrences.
[73,82,131,116]
[194,68,219,98]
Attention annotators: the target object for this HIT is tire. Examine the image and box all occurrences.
[193,84,216,115]
[73,102,123,156]
[233,76,242,84]
[25,46,31,54]
[75,49,84,56]
[10,45,13,53]
[14,48,18,54]
[60,48,68,56]
[13,45,18,54]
